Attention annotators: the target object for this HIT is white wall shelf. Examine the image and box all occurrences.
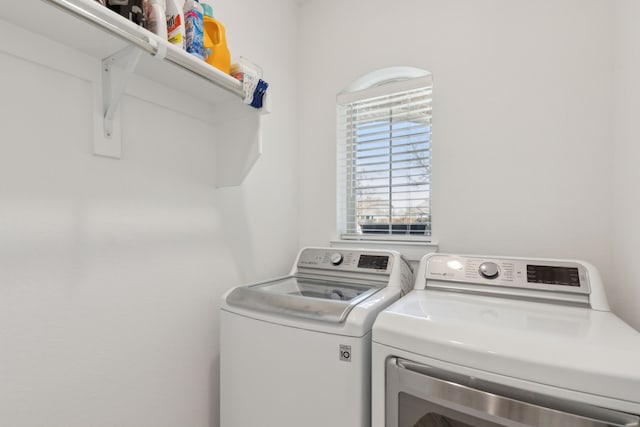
[0,0,266,187]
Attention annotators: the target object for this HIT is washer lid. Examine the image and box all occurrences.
[226,276,381,323]
[372,290,640,405]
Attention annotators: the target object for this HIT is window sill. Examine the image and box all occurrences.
[330,237,438,264]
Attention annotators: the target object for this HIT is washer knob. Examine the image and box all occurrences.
[479,262,500,279]
[330,253,344,266]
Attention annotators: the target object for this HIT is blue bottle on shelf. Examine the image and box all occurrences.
[184,0,204,60]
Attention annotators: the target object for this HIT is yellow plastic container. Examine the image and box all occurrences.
[202,13,231,74]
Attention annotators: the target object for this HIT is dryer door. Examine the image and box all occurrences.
[385,358,640,427]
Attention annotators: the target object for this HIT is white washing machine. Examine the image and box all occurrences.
[220,247,413,427]
[372,253,640,427]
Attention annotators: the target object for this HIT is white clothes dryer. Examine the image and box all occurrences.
[372,253,640,427]
[220,247,413,427]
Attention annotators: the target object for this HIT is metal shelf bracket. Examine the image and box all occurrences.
[93,45,143,158]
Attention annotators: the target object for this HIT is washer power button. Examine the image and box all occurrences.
[330,253,344,266]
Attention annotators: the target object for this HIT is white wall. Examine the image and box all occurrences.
[610,0,640,330]
[0,1,298,426]
[297,1,623,316]
[1,3,638,426]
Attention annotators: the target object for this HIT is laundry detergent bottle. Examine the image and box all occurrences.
[200,1,230,74]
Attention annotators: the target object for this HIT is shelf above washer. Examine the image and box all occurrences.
[0,0,266,187]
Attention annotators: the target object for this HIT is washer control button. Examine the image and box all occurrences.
[330,252,344,266]
[479,262,500,279]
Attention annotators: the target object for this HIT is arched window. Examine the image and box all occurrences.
[337,67,432,238]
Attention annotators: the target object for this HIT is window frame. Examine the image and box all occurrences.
[336,67,433,242]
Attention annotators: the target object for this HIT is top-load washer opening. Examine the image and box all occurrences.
[224,247,414,325]
[226,276,382,323]
[277,277,376,301]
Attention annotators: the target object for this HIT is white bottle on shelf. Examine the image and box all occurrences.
[145,0,168,39]
[165,0,185,48]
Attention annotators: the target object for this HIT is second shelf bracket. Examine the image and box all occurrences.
[102,45,143,138]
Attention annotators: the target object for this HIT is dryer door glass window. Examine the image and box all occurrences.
[387,358,640,427]
[398,392,498,427]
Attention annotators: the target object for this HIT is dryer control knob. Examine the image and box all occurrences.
[479,262,500,279]
[330,253,344,266]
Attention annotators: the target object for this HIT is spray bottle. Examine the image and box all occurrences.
[145,0,168,39]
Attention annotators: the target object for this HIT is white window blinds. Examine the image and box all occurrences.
[337,74,432,238]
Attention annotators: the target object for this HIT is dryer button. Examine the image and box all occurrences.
[479,262,500,279]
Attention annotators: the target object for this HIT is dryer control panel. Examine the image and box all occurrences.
[423,254,592,298]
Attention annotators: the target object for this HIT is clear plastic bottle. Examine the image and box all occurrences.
[184,0,204,60]
[145,0,168,39]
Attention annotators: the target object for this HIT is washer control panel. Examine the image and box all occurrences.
[424,254,590,295]
[297,248,393,274]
